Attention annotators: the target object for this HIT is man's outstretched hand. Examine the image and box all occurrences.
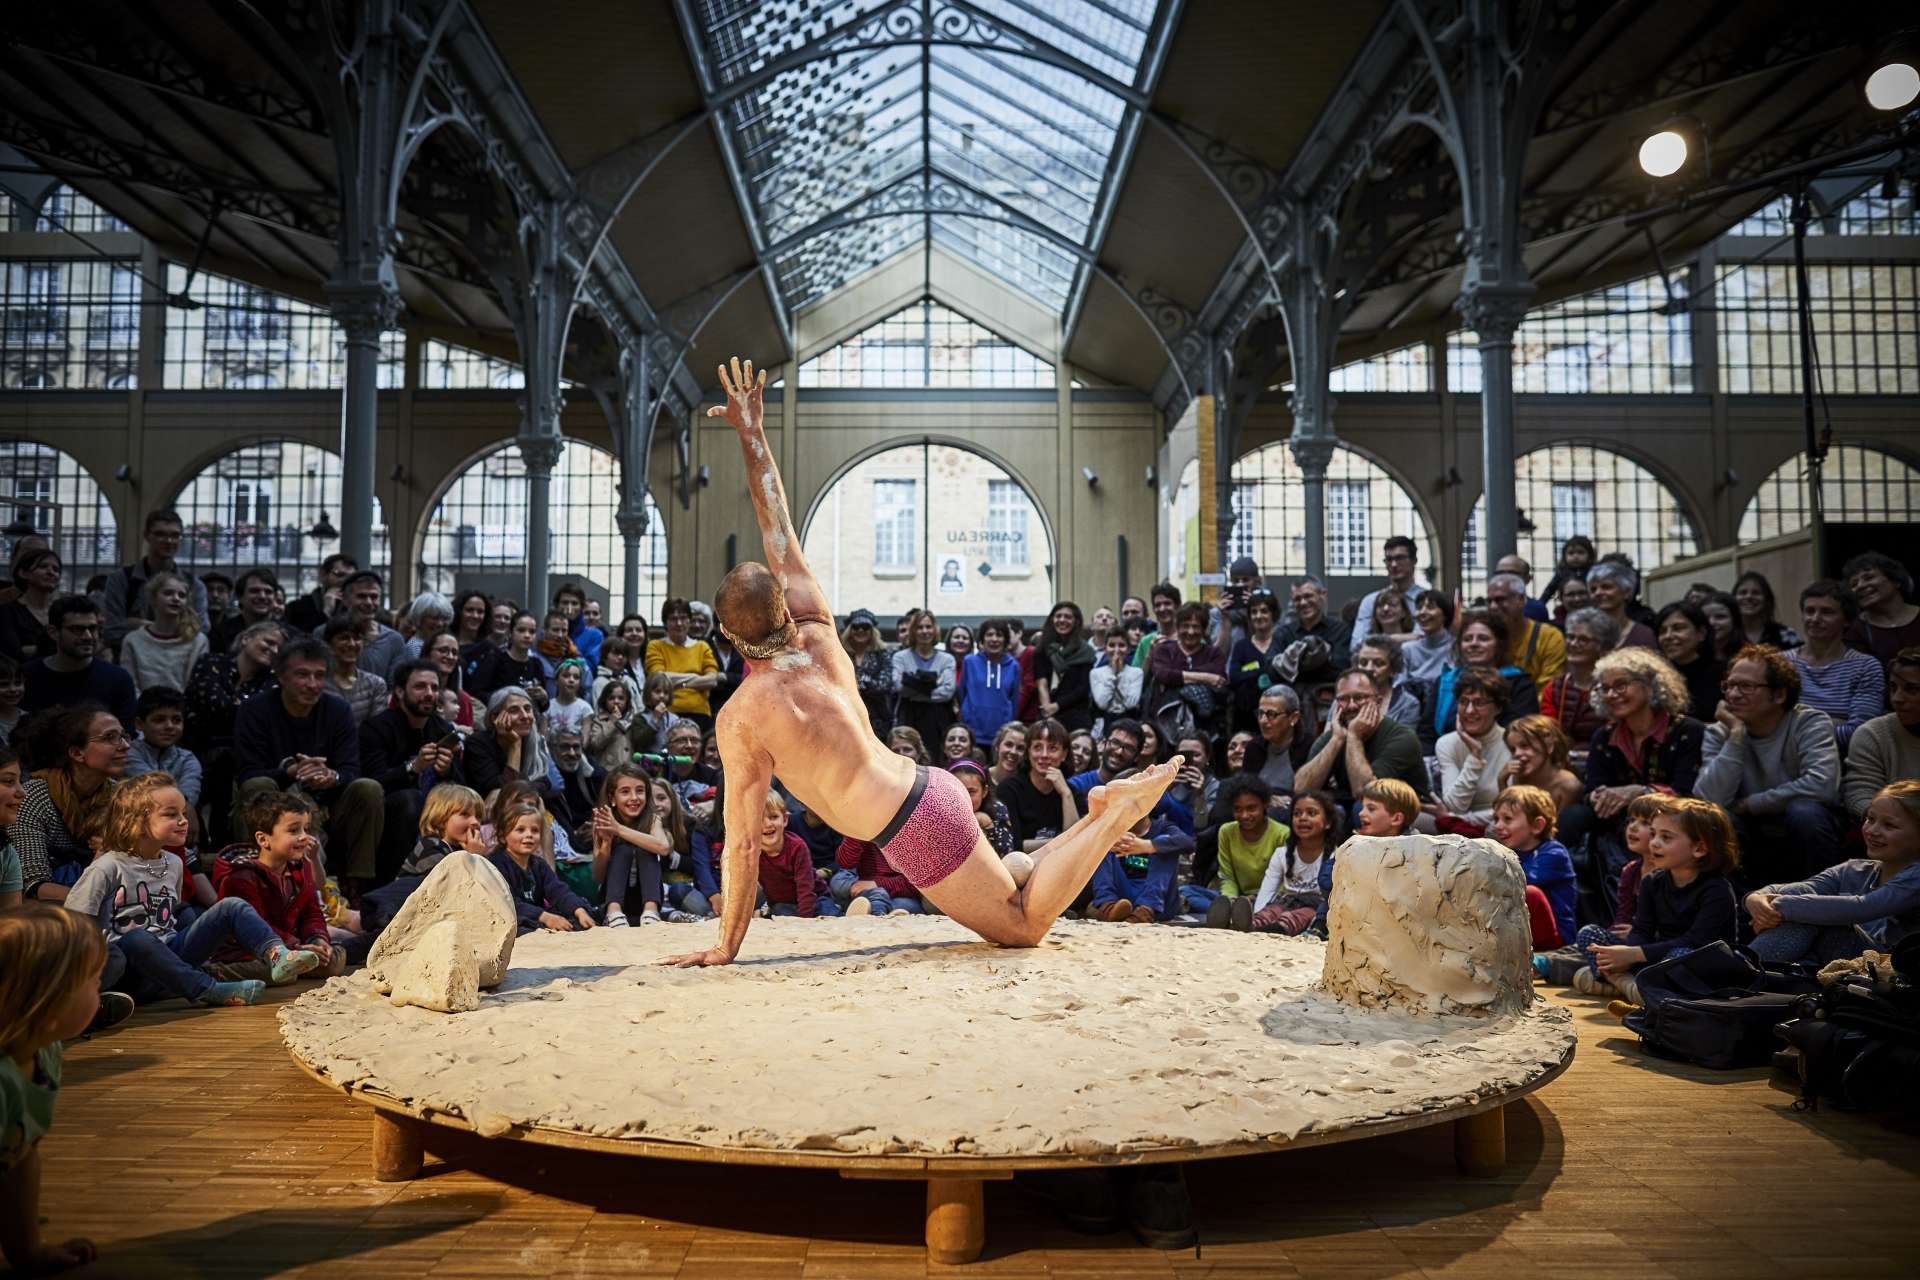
[706,356,766,435]
[660,946,734,968]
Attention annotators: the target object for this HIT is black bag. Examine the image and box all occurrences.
[1621,943,1819,1070]
[1772,977,1920,1111]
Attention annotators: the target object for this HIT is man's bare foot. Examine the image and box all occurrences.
[1088,756,1182,825]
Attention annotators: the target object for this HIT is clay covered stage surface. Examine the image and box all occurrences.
[280,918,1575,1159]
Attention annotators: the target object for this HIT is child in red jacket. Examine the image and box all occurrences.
[209,789,343,980]
[715,790,820,918]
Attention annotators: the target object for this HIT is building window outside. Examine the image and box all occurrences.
[419,338,525,389]
[0,439,119,590]
[162,264,403,390]
[1326,480,1371,572]
[1227,482,1256,564]
[1,259,140,389]
[31,186,130,235]
[1732,192,1920,238]
[1327,341,1432,393]
[1449,271,1691,394]
[169,441,390,595]
[986,479,1030,569]
[1551,481,1596,545]
[799,298,1053,389]
[873,479,918,570]
[1715,262,1920,395]
[1465,444,1698,597]
[1738,444,1920,542]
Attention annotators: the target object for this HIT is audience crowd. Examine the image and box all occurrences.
[3,504,1920,1270]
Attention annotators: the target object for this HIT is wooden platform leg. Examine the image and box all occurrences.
[1454,1104,1506,1176]
[371,1110,426,1182]
[925,1177,986,1265]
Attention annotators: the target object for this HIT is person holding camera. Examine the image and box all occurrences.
[891,609,956,748]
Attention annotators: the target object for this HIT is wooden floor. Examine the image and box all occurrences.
[36,982,1920,1279]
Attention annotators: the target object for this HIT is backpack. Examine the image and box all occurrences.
[1771,946,1920,1112]
[1621,942,1820,1070]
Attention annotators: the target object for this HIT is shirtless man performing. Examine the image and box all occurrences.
[664,357,1180,967]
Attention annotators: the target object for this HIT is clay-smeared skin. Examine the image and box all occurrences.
[282,918,1571,1157]
[1320,835,1535,1018]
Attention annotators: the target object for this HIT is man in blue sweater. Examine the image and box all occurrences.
[232,636,384,885]
[20,596,137,728]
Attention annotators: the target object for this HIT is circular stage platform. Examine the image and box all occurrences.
[282,918,1575,1263]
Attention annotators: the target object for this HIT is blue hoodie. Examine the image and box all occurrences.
[1514,837,1578,947]
[958,651,1021,739]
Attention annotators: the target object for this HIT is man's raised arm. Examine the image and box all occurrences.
[708,357,831,622]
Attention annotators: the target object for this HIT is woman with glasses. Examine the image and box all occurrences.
[1542,607,1616,754]
[840,608,895,735]
[1578,646,1706,890]
[14,703,131,903]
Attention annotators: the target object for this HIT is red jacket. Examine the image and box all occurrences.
[835,837,916,899]
[209,843,329,954]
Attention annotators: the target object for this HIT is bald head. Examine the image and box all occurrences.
[715,562,789,655]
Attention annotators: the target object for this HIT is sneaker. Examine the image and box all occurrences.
[1570,966,1611,997]
[662,908,701,924]
[1097,899,1134,923]
[1229,897,1254,933]
[888,908,913,916]
[1126,905,1156,925]
[637,912,662,926]
[1606,999,1640,1020]
[606,910,631,928]
[1122,1166,1197,1250]
[1205,896,1231,929]
[85,991,135,1036]
[267,947,322,985]
[324,947,349,977]
[846,897,874,917]
[1532,954,1551,979]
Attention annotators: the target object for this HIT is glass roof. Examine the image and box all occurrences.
[695,0,1161,313]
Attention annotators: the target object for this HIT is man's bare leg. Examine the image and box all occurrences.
[921,759,1181,947]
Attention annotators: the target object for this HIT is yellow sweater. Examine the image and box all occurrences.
[644,639,718,716]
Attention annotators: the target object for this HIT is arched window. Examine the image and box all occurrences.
[169,440,390,595]
[418,440,665,624]
[1216,443,1436,583]
[798,299,1053,388]
[0,439,118,591]
[1738,444,1920,542]
[801,442,1054,620]
[33,185,130,234]
[1464,444,1699,595]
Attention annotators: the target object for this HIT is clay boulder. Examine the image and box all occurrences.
[365,852,517,1013]
[1320,833,1534,1018]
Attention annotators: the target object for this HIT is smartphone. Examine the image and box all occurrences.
[436,731,462,751]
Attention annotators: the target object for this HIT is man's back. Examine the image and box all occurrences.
[717,619,913,843]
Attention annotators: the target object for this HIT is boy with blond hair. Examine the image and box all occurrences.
[1490,784,1578,947]
[1356,778,1420,837]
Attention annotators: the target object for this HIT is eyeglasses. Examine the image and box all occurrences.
[60,623,101,635]
[1384,552,1413,564]
[1721,679,1770,694]
[1456,696,1495,711]
[1255,708,1291,719]
[90,730,129,745]
[1598,681,1639,697]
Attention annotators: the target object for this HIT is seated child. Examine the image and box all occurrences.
[1086,769,1196,923]
[1248,789,1343,936]
[125,686,203,810]
[1490,784,1578,948]
[1613,794,1671,938]
[0,747,23,912]
[1357,778,1420,838]
[208,789,346,980]
[715,790,818,918]
[403,783,490,878]
[0,904,106,1276]
[653,776,716,919]
[489,802,597,933]
[1205,774,1290,930]
[1746,780,1920,966]
[592,764,678,927]
[1573,797,1740,1004]
[637,673,683,752]
[833,837,924,917]
[66,774,319,1006]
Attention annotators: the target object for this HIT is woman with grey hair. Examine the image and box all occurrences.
[400,591,456,661]
[1585,561,1656,650]
[1573,645,1706,888]
[465,685,558,799]
[1542,606,1618,747]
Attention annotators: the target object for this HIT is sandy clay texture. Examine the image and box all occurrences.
[282,918,1573,1158]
